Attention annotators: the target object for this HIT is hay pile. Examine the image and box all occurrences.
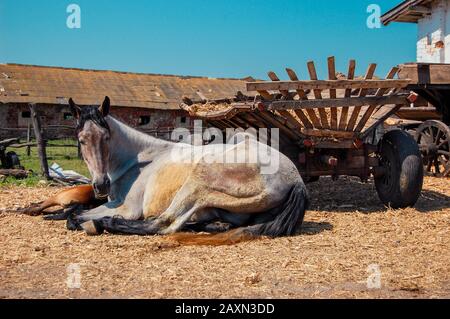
[188,102,233,117]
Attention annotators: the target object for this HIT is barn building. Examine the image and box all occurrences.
[382,0,450,63]
[0,64,246,139]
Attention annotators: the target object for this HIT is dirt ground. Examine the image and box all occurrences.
[0,176,449,299]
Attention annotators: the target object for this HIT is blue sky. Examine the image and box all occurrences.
[0,0,416,79]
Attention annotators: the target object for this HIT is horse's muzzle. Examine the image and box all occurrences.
[93,177,110,199]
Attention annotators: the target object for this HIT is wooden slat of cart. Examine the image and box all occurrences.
[285,68,316,129]
[354,67,400,132]
[268,95,409,110]
[267,71,290,97]
[254,111,302,140]
[339,60,356,130]
[328,56,338,130]
[239,113,265,128]
[360,104,403,138]
[267,71,305,132]
[302,128,356,139]
[307,61,329,129]
[242,112,292,146]
[257,90,273,100]
[346,63,377,131]
[221,119,240,128]
[209,120,228,131]
[246,79,409,91]
[230,115,251,128]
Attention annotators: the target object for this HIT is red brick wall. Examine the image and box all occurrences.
[0,103,193,139]
[111,106,193,129]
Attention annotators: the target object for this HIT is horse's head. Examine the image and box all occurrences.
[69,96,111,199]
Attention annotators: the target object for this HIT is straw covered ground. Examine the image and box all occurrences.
[0,176,449,299]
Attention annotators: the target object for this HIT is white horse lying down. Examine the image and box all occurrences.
[67,97,309,245]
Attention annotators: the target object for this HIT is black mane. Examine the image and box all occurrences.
[76,106,110,132]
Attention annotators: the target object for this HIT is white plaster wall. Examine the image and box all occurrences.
[417,0,447,62]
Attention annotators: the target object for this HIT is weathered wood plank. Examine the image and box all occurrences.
[395,106,440,121]
[268,70,309,131]
[307,61,329,129]
[267,71,290,97]
[277,110,304,131]
[398,63,450,85]
[360,104,403,138]
[285,68,308,99]
[0,169,29,179]
[268,95,408,110]
[301,128,356,139]
[246,79,410,92]
[339,59,356,130]
[355,67,400,132]
[346,63,377,131]
[285,68,317,129]
[29,103,50,180]
[328,56,338,130]
[254,112,301,140]
[257,90,272,100]
[0,138,20,147]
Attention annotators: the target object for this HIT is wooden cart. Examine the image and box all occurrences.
[396,63,450,177]
[181,57,424,208]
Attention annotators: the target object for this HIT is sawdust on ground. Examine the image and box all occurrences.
[0,176,449,299]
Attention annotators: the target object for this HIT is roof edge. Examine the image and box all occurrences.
[381,0,431,25]
[0,63,246,81]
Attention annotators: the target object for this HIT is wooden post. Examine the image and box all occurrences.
[0,146,6,168]
[29,104,50,180]
[77,140,82,159]
[26,123,31,156]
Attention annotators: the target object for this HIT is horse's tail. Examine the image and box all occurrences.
[169,181,308,246]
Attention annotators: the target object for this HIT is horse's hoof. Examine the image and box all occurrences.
[81,220,103,236]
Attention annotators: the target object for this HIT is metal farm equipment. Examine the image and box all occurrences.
[182,57,424,209]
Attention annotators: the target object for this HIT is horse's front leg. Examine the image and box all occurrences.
[87,184,201,236]
[67,201,140,232]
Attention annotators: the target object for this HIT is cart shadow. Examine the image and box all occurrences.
[306,176,450,213]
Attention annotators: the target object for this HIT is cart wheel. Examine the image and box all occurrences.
[375,130,423,209]
[414,120,450,177]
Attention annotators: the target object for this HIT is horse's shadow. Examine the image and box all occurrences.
[299,221,333,235]
[306,176,450,213]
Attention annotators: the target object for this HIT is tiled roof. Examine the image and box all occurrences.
[0,64,247,110]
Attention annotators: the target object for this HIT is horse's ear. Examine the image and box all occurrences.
[99,96,110,117]
[69,98,81,119]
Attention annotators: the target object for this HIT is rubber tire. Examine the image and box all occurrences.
[375,130,424,209]
[5,151,21,169]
